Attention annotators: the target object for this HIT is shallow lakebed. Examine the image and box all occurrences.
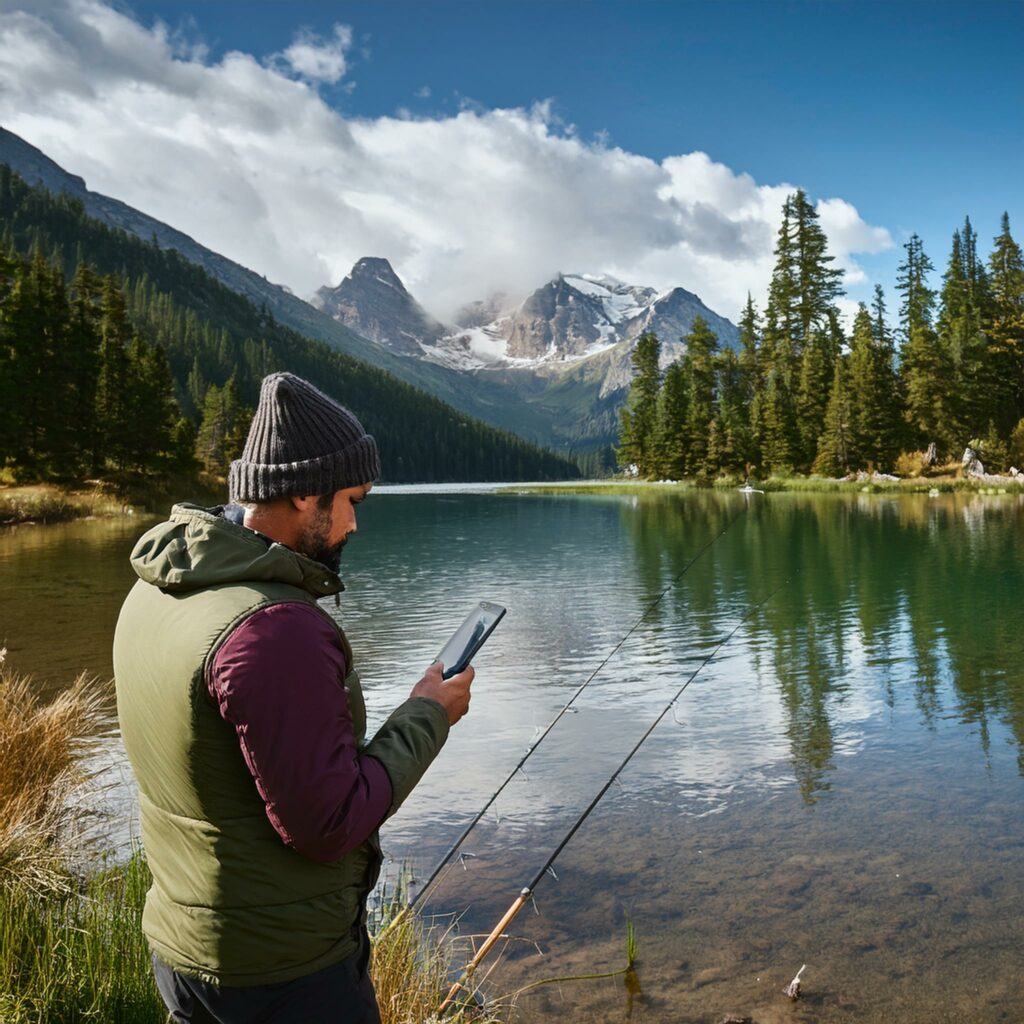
[2,487,1023,1022]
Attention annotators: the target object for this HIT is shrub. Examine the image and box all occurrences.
[894,450,927,478]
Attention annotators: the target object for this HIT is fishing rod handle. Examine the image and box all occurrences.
[437,887,532,1015]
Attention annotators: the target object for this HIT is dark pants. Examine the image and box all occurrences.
[152,938,381,1024]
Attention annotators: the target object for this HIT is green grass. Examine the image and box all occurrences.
[502,474,1024,497]
[0,852,164,1024]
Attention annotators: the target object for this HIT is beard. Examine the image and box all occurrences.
[296,508,347,574]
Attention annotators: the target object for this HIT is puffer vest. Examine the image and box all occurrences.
[115,575,380,985]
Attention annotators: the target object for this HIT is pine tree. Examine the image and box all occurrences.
[987,213,1024,433]
[937,219,994,444]
[653,361,689,479]
[795,331,832,470]
[760,366,798,474]
[761,190,843,464]
[763,196,800,376]
[194,377,251,475]
[792,189,844,346]
[893,225,944,452]
[708,347,749,476]
[736,294,762,469]
[848,301,901,471]
[0,245,18,465]
[870,285,904,459]
[896,233,937,341]
[616,331,662,476]
[682,316,718,475]
[814,355,854,476]
[124,339,180,474]
[65,262,103,474]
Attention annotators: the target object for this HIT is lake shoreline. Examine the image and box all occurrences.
[7,468,1024,531]
[0,475,226,528]
[500,473,1024,496]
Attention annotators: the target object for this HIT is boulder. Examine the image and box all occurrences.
[923,441,938,467]
[961,447,985,477]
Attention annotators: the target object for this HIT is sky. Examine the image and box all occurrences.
[0,0,1021,326]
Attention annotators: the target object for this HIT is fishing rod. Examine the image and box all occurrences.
[437,575,788,1015]
[381,502,749,938]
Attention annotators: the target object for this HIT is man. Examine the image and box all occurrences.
[114,371,474,1023]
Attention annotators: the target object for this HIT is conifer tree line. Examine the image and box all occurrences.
[0,247,194,481]
[618,190,1024,479]
[0,166,578,485]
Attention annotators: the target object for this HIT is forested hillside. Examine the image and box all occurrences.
[618,190,1024,479]
[0,166,578,485]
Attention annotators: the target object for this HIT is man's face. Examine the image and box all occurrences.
[295,483,373,573]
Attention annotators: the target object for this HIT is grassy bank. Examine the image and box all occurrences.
[0,484,126,527]
[502,472,1024,497]
[0,473,227,528]
[0,651,504,1023]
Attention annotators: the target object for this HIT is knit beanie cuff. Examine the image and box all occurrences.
[228,435,381,503]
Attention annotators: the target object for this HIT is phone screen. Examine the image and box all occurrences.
[436,602,505,679]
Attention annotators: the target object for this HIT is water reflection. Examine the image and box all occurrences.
[618,490,1024,803]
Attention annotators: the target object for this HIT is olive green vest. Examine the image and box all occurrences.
[114,504,448,986]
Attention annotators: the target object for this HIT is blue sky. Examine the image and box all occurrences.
[4,1,1019,319]
[5,1,1021,322]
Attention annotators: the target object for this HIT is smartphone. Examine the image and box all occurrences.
[435,601,506,679]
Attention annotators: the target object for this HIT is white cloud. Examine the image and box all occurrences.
[271,23,352,84]
[0,0,893,323]
[414,84,431,99]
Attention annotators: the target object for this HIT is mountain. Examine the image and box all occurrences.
[0,163,579,483]
[0,128,739,458]
[315,261,741,433]
[0,128,542,439]
[313,257,447,356]
[426,272,739,379]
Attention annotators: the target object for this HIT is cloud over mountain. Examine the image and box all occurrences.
[0,0,893,322]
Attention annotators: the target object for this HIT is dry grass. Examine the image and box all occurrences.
[0,483,125,526]
[371,890,506,1024]
[0,648,105,892]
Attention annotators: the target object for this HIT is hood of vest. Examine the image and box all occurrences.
[129,503,344,597]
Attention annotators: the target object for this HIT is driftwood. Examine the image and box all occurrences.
[784,963,807,1000]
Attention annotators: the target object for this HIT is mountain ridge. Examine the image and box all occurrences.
[0,127,739,456]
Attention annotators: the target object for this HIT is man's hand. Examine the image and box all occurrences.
[411,661,474,726]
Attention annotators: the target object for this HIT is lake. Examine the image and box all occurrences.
[2,487,1023,1023]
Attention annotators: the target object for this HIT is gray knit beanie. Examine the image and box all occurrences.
[228,372,381,502]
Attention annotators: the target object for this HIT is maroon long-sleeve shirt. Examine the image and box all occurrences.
[206,601,393,863]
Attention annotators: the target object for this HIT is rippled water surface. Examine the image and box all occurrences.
[3,488,1024,1022]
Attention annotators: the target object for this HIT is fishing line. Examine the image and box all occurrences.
[437,573,790,1014]
[388,500,749,932]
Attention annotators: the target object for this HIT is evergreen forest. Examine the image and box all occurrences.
[618,190,1024,480]
[0,166,578,487]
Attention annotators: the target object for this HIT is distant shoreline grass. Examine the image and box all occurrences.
[0,483,126,527]
[501,473,1024,497]
[0,473,227,528]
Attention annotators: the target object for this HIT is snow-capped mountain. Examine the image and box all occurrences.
[315,262,739,386]
[312,257,447,357]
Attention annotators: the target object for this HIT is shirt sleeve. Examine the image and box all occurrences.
[206,601,393,863]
